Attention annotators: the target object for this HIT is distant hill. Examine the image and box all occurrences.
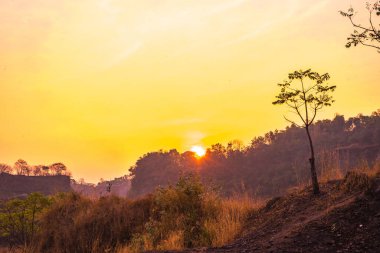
[0,173,71,199]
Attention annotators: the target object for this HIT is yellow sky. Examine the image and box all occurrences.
[0,0,379,182]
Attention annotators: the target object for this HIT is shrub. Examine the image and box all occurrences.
[146,175,218,248]
[0,193,51,250]
[33,193,153,253]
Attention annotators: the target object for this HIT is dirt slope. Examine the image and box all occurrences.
[158,172,380,253]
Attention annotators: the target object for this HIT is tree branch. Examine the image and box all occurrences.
[301,78,310,126]
[284,116,302,128]
[309,105,318,124]
[369,9,378,35]
[294,105,307,126]
[305,83,318,93]
[359,40,380,50]
[349,16,371,32]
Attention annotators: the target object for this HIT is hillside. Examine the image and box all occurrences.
[128,111,380,198]
[0,173,71,199]
[157,171,380,253]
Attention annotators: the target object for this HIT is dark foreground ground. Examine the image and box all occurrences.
[152,173,380,253]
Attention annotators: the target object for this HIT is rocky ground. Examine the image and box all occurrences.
[153,172,380,253]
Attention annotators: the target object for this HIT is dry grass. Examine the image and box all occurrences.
[318,150,343,183]
[157,231,184,250]
[116,235,154,253]
[205,195,264,247]
[319,166,344,183]
[30,193,153,253]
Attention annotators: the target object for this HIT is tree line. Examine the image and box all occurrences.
[0,160,71,177]
[128,110,380,198]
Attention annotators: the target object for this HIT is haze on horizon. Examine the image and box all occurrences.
[1,0,379,183]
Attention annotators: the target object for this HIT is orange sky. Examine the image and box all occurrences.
[0,0,379,182]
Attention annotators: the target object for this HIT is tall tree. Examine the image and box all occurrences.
[340,1,380,51]
[273,69,336,194]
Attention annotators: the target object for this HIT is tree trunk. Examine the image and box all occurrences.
[305,126,320,194]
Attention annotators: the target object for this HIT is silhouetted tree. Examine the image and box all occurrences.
[0,163,12,174]
[32,165,43,176]
[128,149,197,198]
[14,159,31,176]
[42,166,50,176]
[340,1,380,51]
[273,69,336,194]
[49,163,67,175]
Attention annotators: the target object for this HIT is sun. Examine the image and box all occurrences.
[191,145,206,157]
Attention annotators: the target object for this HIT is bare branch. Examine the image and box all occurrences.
[359,40,380,50]
[305,83,318,94]
[348,16,371,32]
[369,8,378,35]
[284,116,302,128]
[294,104,307,126]
[309,106,318,125]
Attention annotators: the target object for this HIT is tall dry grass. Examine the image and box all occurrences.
[205,195,263,247]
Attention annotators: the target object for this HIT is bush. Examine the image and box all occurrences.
[148,175,219,248]
[0,193,51,249]
[33,193,153,253]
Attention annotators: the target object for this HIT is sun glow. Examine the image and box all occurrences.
[191,146,206,157]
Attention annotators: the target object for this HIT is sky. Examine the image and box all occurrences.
[0,0,379,182]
